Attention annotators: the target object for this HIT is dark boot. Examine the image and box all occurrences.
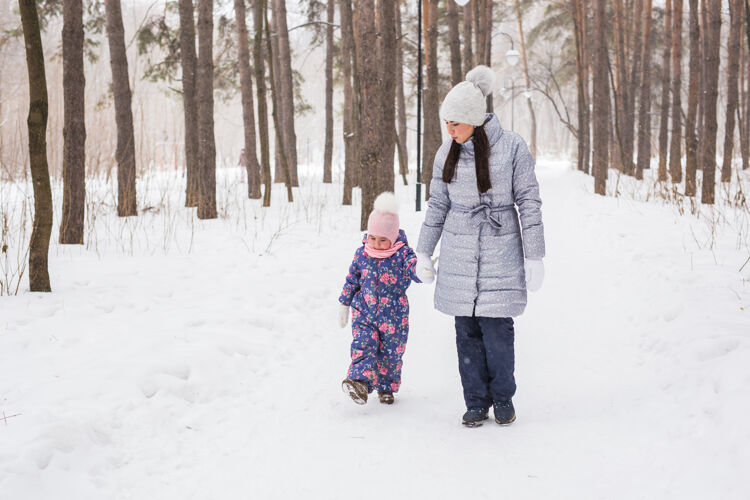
[342,379,368,405]
[378,391,394,405]
[493,400,516,425]
[461,407,489,427]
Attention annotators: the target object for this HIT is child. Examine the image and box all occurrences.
[338,192,431,405]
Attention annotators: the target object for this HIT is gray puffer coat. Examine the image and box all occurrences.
[416,113,545,318]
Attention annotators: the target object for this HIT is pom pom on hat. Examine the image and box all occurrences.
[465,65,496,97]
[367,192,400,244]
[439,65,496,126]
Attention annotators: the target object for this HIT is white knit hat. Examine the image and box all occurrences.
[439,65,496,126]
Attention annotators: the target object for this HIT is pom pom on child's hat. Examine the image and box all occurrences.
[439,65,497,126]
[367,192,400,244]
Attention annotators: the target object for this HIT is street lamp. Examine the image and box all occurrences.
[495,32,520,132]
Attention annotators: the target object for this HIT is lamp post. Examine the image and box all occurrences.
[496,31,519,131]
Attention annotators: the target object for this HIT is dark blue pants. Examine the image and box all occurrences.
[455,316,516,409]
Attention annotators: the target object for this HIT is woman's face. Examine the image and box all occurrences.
[445,121,475,144]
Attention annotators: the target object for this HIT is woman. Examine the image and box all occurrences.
[415,65,545,428]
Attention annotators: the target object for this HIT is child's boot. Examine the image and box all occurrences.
[378,391,394,405]
[342,379,369,405]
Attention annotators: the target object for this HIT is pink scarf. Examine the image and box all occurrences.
[365,241,405,259]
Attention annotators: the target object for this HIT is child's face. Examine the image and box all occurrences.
[368,234,391,250]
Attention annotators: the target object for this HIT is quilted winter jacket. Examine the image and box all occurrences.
[416,113,545,318]
[339,230,421,320]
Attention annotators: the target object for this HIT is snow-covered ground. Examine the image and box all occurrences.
[1,161,749,499]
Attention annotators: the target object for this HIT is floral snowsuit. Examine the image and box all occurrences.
[339,230,421,393]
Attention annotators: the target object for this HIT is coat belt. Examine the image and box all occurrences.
[451,203,515,229]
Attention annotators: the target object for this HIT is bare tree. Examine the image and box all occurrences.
[700,0,721,204]
[462,3,473,77]
[668,0,684,183]
[354,0,382,229]
[265,1,293,202]
[572,0,590,174]
[273,0,298,186]
[593,0,609,195]
[323,0,334,183]
[253,0,271,206]
[60,0,85,244]
[447,0,462,87]
[19,0,53,291]
[515,0,536,158]
[422,0,441,199]
[178,0,199,207]
[722,0,742,182]
[395,0,408,185]
[685,0,700,193]
[104,0,137,216]
[340,0,356,205]
[635,0,653,180]
[196,0,217,218]
[657,0,672,182]
[235,0,261,199]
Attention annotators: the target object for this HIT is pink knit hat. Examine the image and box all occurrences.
[367,192,400,245]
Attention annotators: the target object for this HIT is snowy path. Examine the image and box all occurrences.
[1,162,748,499]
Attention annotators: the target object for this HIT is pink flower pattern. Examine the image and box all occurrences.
[338,229,421,394]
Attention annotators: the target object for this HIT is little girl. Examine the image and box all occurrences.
[338,192,430,405]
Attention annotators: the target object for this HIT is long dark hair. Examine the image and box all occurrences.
[442,125,491,193]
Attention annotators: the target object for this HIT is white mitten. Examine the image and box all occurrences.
[524,259,545,292]
[338,304,350,328]
[416,253,436,283]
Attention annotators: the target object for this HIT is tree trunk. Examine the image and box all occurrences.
[612,0,628,171]
[656,0,672,182]
[635,0,653,180]
[234,0,262,199]
[515,0,536,158]
[265,2,293,202]
[19,0,53,292]
[104,0,137,216]
[379,0,397,193]
[593,0,609,195]
[196,0,217,218]
[354,0,381,230]
[395,0,408,185]
[722,0,742,182]
[473,0,484,68]
[483,0,493,111]
[572,0,590,174]
[323,0,334,183]
[462,3,473,77]
[739,7,749,171]
[60,0,85,244]
[447,0,462,87]
[422,0,441,200]
[253,0,271,206]
[701,0,722,204]
[685,0,700,193]
[668,0,684,183]
[178,0,199,207]
[624,0,643,176]
[273,0,298,186]
[340,0,355,205]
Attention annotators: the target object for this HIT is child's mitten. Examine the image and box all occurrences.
[338,304,350,328]
[524,259,545,292]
